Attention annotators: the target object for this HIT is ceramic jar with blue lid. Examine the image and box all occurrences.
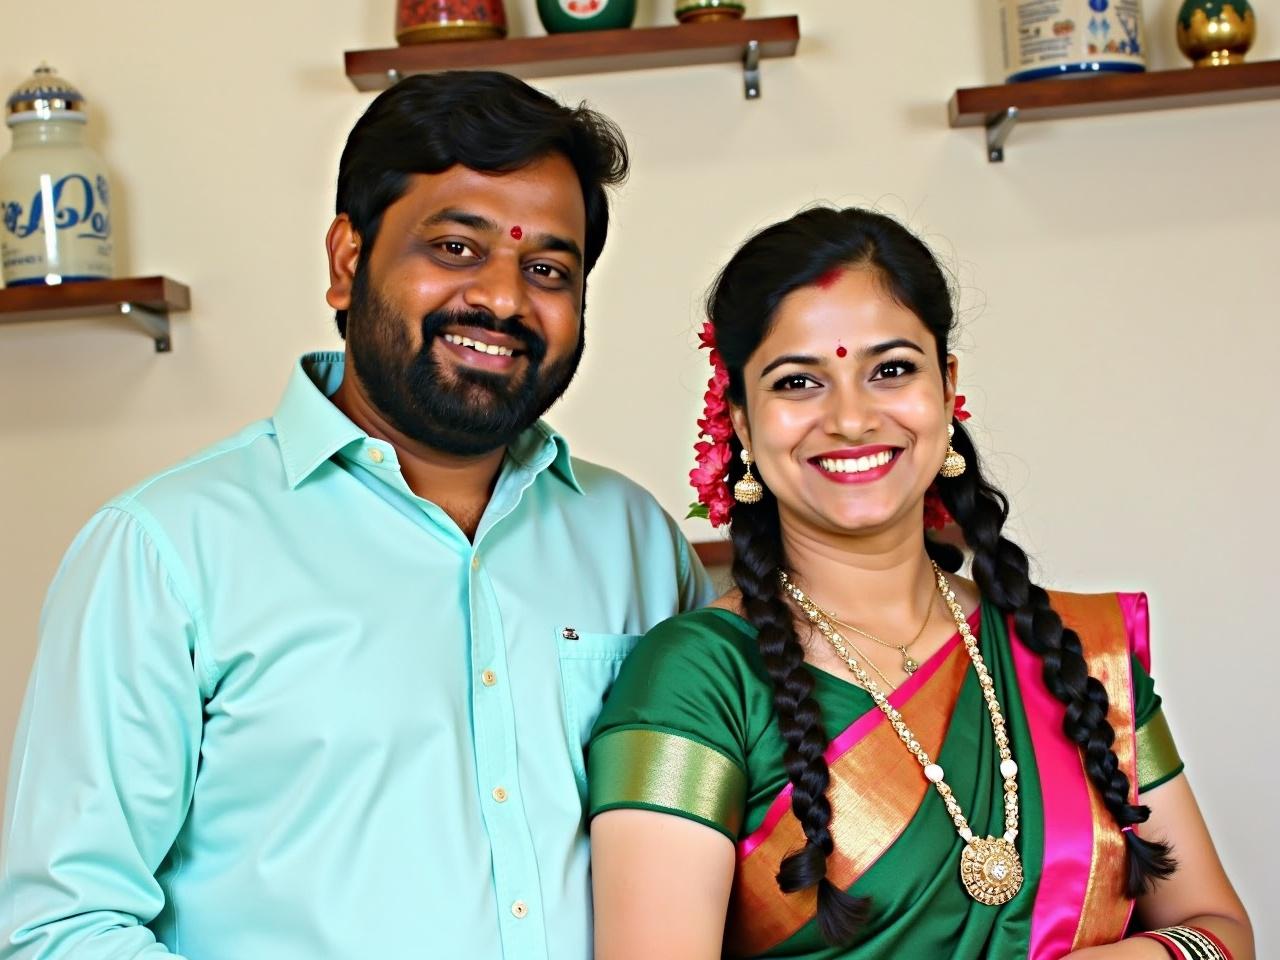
[0,64,114,286]
[999,0,1148,82]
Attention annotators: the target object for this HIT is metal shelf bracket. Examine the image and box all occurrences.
[120,302,172,352]
[986,107,1019,162]
[743,39,761,100]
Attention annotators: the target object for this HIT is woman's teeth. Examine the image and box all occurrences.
[817,450,895,474]
[443,334,515,357]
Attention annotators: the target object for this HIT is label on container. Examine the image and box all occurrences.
[1,170,112,283]
[1001,0,1146,81]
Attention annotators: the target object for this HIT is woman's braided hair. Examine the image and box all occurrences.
[710,207,1174,945]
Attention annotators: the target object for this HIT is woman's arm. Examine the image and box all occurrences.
[591,809,736,960]
[1067,773,1252,958]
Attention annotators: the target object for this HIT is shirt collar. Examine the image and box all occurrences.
[272,352,583,495]
[507,420,583,495]
[273,352,364,488]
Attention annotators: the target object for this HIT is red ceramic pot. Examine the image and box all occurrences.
[396,0,508,43]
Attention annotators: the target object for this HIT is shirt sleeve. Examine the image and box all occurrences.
[587,614,752,841]
[0,507,204,959]
[1132,655,1184,794]
[675,533,719,612]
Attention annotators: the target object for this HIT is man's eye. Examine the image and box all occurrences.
[772,374,819,391]
[527,263,567,281]
[438,241,479,259]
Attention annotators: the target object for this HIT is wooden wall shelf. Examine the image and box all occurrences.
[949,59,1280,161]
[0,275,191,352]
[345,15,800,100]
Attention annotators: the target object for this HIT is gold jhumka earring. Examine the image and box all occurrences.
[940,424,966,479]
[733,448,764,504]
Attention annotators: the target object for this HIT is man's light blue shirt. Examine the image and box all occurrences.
[1,352,715,959]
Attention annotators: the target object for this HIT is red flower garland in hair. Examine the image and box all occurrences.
[688,321,735,527]
[923,394,971,531]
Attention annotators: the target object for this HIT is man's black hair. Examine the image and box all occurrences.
[334,71,630,336]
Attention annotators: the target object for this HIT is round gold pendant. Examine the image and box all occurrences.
[902,654,919,675]
[959,836,1023,905]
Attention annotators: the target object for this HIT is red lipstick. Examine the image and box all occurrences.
[808,445,901,484]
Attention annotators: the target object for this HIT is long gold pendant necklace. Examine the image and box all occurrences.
[779,562,1024,906]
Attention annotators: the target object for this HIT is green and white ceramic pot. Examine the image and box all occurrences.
[536,0,636,33]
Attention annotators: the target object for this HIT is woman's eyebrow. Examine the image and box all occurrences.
[759,354,821,378]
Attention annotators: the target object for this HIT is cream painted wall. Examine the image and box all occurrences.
[1,0,1275,948]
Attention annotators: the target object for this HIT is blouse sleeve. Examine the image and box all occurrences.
[1123,593,1184,793]
[1132,656,1184,793]
[587,611,754,841]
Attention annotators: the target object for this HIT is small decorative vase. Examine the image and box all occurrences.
[0,64,113,286]
[396,0,507,44]
[1176,0,1255,66]
[537,0,636,32]
[999,0,1147,82]
[675,0,746,24]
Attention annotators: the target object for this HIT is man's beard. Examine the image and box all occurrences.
[345,264,584,457]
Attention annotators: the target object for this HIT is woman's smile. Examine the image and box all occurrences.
[808,445,902,483]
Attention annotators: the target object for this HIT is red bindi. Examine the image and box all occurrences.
[510,225,523,240]
[815,267,841,290]
[835,345,848,358]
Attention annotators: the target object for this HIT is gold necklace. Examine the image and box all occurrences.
[779,563,1024,906]
[800,598,916,689]
[829,631,898,691]
[827,596,933,676]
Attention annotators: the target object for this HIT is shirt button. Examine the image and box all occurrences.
[368,448,384,464]
[511,900,528,919]
[492,786,508,803]
[471,555,480,571]
[481,669,497,687]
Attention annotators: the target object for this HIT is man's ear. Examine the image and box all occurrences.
[325,214,360,311]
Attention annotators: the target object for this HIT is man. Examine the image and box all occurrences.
[0,72,714,959]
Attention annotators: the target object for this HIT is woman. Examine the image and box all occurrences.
[586,208,1251,959]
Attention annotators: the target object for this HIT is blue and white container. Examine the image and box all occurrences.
[0,64,113,286]
[1000,0,1147,83]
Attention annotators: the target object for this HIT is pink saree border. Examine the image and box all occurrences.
[1020,592,1146,959]
[1118,592,1150,671]
[1012,610,1092,960]
[737,607,979,859]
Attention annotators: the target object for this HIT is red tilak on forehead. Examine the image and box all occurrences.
[835,344,848,358]
[815,267,842,290]
[510,225,523,240]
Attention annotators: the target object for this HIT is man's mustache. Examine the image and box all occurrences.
[420,309,547,366]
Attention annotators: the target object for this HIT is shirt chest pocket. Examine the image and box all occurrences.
[556,627,643,798]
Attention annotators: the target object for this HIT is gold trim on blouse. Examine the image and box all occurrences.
[1137,708,1182,792]
[589,728,746,838]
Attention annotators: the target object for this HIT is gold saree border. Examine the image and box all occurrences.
[588,727,747,838]
[1136,709,1182,793]
[724,641,971,957]
[1049,591,1138,952]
